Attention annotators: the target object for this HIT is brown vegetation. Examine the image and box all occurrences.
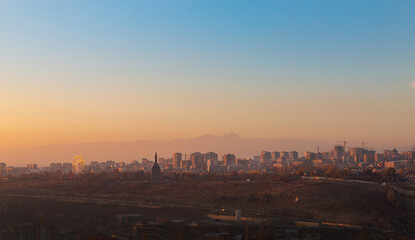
[0,171,414,233]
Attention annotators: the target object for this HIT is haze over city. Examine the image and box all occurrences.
[1,0,415,159]
[2,1,415,239]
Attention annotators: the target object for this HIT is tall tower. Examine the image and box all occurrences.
[151,152,161,181]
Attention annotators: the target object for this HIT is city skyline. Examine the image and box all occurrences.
[1,1,415,156]
[1,1,415,238]
[2,138,414,172]
[0,132,413,167]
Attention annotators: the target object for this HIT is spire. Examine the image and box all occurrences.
[152,152,161,181]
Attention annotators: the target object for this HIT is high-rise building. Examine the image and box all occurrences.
[50,163,62,169]
[334,146,345,160]
[289,151,299,160]
[271,152,280,160]
[304,152,317,164]
[304,152,311,159]
[375,153,384,162]
[260,151,271,163]
[116,162,126,168]
[404,151,415,161]
[191,152,204,169]
[236,158,250,167]
[90,161,99,172]
[0,163,6,176]
[158,157,165,167]
[142,158,150,164]
[364,150,376,163]
[27,164,37,170]
[181,160,192,169]
[204,152,218,167]
[172,152,182,168]
[106,161,115,168]
[350,147,366,163]
[280,151,289,159]
[223,154,236,166]
[392,148,399,159]
[206,159,214,168]
[383,150,392,159]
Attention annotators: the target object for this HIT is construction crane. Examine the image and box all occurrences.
[337,140,348,150]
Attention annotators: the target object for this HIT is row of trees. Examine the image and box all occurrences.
[1,165,403,186]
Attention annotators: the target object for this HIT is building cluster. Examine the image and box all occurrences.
[1,146,414,177]
[162,146,415,175]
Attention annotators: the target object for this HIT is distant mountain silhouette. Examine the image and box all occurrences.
[0,133,331,166]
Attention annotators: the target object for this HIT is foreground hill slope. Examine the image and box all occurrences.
[1,175,414,232]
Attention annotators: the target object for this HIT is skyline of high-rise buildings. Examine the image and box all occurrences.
[1,1,414,238]
[0,132,414,167]
[2,143,415,175]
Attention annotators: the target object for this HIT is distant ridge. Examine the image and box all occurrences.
[0,133,330,166]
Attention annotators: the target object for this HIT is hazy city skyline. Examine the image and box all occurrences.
[1,1,415,155]
[1,2,415,238]
[0,132,413,167]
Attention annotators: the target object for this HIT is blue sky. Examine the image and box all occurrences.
[0,1,414,149]
[2,1,414,87]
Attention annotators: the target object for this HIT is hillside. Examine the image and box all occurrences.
[1,176,414,232]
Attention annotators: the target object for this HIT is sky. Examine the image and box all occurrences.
[0,0,415,151]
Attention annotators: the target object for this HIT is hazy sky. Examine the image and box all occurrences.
[0,1,414,150]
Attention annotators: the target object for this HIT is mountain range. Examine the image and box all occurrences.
[0,133,332,167]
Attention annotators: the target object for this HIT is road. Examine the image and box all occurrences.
[0,192,394,234]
